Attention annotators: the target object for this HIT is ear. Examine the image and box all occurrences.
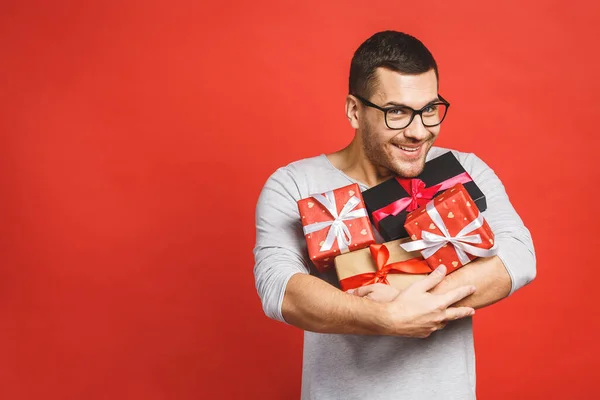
[345,95,360,130]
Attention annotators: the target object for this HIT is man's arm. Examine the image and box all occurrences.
[281,273,392,335]
[281,265,477,337]
[253,167,477,338]
[428,255,511,308]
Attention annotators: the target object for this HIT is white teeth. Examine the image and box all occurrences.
[399,146,420,152]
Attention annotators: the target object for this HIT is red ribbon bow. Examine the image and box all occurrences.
[372,172,473,230]
[339,244,433,291]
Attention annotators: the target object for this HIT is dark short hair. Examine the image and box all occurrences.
[349,31,438,98]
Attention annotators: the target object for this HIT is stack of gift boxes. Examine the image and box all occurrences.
[297,152,498,292]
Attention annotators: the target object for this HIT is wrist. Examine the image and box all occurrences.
[351,295,390,335]
[357,298,394,335]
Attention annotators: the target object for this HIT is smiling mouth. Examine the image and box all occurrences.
[398,145,420,152]
[393,143,423,152]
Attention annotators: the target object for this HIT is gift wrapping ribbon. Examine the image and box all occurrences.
[339,244,433,291]
[400,201,499,265]
[372,172,473,230]
[302,191,368,254]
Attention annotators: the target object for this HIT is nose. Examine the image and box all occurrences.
[403,114,429,141]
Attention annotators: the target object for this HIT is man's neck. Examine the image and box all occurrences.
[326,138,394,188]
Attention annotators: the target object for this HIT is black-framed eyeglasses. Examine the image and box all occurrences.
[353,94,450,130]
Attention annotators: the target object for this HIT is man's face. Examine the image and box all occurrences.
[358,68,440,178]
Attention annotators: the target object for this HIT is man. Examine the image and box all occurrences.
[253,31,536,399]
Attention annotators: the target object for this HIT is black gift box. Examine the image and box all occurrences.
[362,152,487,241]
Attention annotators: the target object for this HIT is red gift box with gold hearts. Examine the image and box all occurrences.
[298,183,376,272]
[400,183,498,273]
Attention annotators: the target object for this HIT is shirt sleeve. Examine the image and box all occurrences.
[464,152,536,295]
[253,167,311,323]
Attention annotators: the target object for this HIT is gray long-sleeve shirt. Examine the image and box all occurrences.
[253,146,536,400]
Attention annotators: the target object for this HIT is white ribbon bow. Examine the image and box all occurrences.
[302,191,368,254]
[400,201,498,265]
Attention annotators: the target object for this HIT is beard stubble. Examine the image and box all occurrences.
[360,120,432,178]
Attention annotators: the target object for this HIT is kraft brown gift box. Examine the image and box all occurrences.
[334,238,432,292]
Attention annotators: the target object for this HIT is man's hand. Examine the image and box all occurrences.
[380,265,476,338]
[280,264,475,337]
[348,283,401,303]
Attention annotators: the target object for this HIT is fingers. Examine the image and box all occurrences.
[347,284,401,303]
[354,285,374,297]
[439,284,477,308]
[412,265,447,292]
[443,306,475,321]
[349,283,385,297]
[434,321,447,331]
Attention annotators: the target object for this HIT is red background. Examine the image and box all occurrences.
[1,1,598,399]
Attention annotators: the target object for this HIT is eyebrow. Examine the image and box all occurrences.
[382,98,440,108]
